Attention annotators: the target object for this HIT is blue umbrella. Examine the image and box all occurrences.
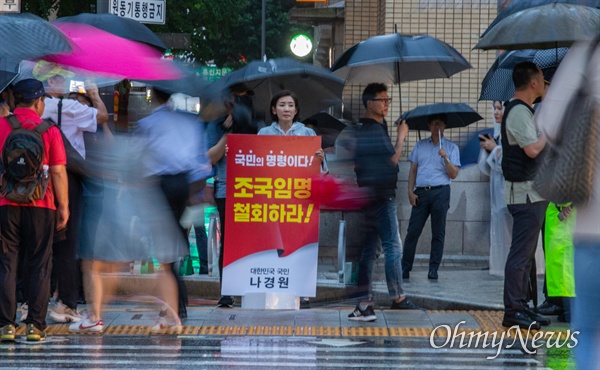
[460,128,494,167]
[400,103,483,131]
[475,3,600,50]
[480,48,569,101]
[480,0,600,39]
[0,57,19,92]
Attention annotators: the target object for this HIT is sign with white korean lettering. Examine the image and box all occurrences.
[0,0,20,13]
[109,0,166,25]
[222,135,321,297]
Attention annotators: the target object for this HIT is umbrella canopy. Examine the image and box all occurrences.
[475,3,600,50]
[303,112,348,149]
[460,128,494,166]
[139,63,209,98]
[480,0,600,38]
[44,23,182,81]
[54,13,166,50]
[480,48,569,101]
[0,13,72,61]
[400,103,483,131]
[330,34,471,85]
[211,58,345,122]
[15,60,122,90]
[0,57,20,92]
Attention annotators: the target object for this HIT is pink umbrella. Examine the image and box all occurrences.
[44,23,182,80]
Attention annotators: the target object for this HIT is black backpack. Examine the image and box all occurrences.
[0,115,52,203]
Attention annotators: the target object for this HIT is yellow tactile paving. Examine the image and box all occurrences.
[10,310,571,339]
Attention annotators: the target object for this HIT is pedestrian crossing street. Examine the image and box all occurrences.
[0,335,552,369]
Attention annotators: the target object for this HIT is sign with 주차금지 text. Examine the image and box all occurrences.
[109,0,166,25]
[222,135,321,297]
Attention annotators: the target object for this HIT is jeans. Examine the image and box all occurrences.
[356,197,404,301]
[402,185,450,272]
[572,239,600,369]
[504,200,548,315]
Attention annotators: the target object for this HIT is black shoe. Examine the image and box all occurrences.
[198,266,209,275]
[348,305,377,322]
[300,299,311,309]
[524,308,551,326]
[390,299,421,310]
[427,269,438,280]
[502,311,542,330]
[557,311,571,323]
[402,270,410,280]
[537,303,564,316]
[217,296,234,308]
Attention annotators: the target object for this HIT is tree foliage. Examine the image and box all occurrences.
[22,0,312,68]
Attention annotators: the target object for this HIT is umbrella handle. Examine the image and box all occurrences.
[438,129,442,150]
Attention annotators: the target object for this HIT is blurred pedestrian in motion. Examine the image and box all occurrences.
[349,83,419,322]
[205,90,258,308]
[33,61,108,324]
[499,62,549,331]
[257,89,327,309]
[133,86,211,330]
[401,113,460,281]
[0,79,68,342]
[536,39,600,369]
[478,101,512,276]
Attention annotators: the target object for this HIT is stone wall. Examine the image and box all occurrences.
[316,0,501,261]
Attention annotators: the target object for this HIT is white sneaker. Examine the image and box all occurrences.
[19,303,28,322]
[151,317,183,334]
[50,301,84,323]
[68,317,103,333]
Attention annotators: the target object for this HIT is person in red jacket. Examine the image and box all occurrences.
[0,79,68,342]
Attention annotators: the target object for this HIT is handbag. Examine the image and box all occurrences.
[533,46,600,205]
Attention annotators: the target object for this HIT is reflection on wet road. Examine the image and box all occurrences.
[0,335,569,369]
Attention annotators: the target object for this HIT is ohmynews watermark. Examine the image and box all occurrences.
[430,321,579,359]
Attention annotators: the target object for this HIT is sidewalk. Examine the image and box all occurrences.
[116,255,543,311]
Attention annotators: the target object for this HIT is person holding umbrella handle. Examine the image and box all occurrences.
[401,114,460,281]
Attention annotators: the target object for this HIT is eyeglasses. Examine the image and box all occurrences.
[544,79,550,86]
[370,98,392,105]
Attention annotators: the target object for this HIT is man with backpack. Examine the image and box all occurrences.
[0,79,69,342]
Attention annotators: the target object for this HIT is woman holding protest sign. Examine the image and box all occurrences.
[258,90,328,308]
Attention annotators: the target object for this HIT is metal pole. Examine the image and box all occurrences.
[261,0,266,60]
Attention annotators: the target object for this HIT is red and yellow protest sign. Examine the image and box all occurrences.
[222,134,321,297]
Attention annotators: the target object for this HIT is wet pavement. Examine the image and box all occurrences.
[0,332,574,369]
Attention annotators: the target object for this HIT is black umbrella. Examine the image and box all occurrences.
[400,103,483,131]
[0,13,72,61]
[480,48,569,101]
[475,3,600,50]
[0,57,19,92]
[54,13,166,50]
[303,112,348,149]
[480,0,600,39]
[331,33,471,85]
[210,58,345,122]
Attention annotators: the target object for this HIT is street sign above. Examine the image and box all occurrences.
[109,0,166,25]
[0,0,21,13]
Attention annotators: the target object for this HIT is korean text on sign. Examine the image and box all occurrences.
[110,0,166,25]
[234,150,314,168]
